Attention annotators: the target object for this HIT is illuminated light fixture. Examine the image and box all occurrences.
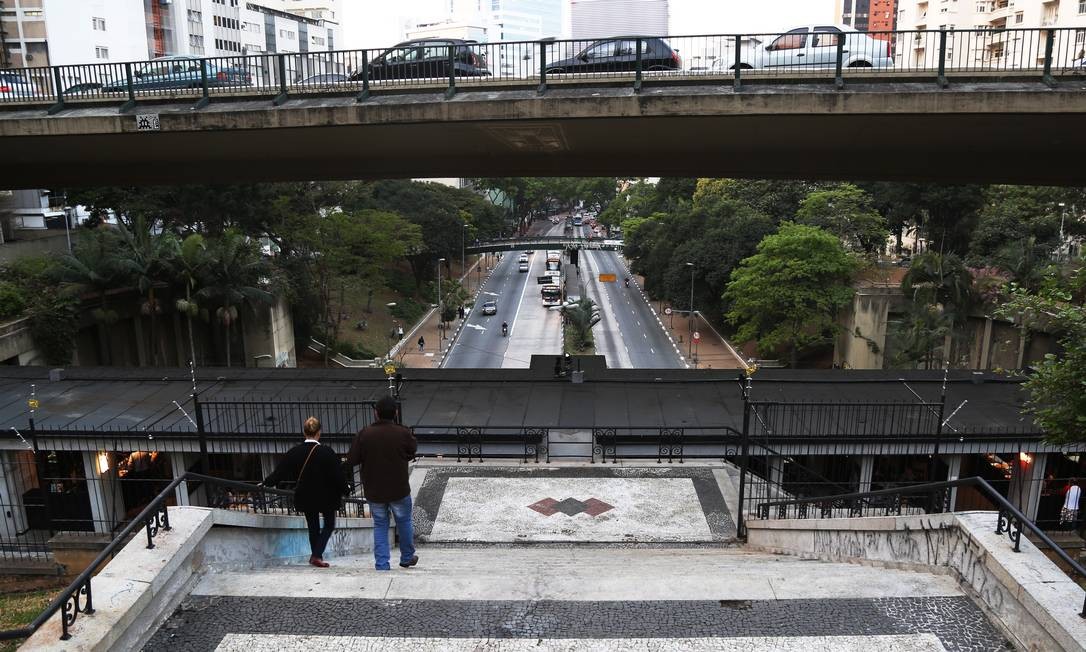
[1019,452,1033,465]
[97,452,110,475]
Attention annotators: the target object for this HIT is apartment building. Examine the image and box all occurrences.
[569,0,669,40]
[839,0,899,39]
[896,0,1086,69]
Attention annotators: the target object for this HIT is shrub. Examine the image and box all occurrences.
[0,282,28,320]
[390,298,426,325]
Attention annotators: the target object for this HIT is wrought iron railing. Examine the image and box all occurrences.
[0,472,366,644]
[0,27,1083,112]
[754,475,1086,618]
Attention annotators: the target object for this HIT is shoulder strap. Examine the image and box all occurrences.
[297,443,319,484]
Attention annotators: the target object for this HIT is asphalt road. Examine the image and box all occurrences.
[442,222,564,368]
[575,226,686,369]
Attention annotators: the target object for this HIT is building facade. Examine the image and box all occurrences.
[569,0,669,40]
[895,0,1086,69]
[839,0,898,39]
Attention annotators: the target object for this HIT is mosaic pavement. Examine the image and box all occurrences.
[414,466,735,543]
[143,596,1011,652]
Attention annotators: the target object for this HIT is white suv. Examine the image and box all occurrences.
[719,25,894,71]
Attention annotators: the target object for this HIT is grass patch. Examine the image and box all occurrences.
[0,588,56,651]
[564,323,594,355]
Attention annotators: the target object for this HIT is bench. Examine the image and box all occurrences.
[413,427,549,463]
[592,428,739,464]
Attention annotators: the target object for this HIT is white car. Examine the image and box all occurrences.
[481,300,498,315]
[0,72,41,100]
[716,25,893,71]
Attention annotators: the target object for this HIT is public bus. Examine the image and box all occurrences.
[541,284,563,306]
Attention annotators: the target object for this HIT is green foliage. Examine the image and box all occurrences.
[26,290,80,365]
[0,282,28,320]
[564,297,598,352]
[795,184,889,256]
[859,183,986,256]
[725,223,860,367]
[894,252,976,368]
[390,298,426,324]
[996,268,1086,444]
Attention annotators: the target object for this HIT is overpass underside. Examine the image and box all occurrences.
[2,80,1085,187]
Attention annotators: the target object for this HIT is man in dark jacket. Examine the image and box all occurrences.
[347,396,418,571]
[264,417,349,568]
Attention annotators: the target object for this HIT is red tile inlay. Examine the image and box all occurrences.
[583,498,614,516]
[528,497,559,516]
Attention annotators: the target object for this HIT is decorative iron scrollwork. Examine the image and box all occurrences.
[997,508,1023,552]
[59,580,93,640]
[523,428,547,463]
[658,428,684,464]
[593,428,617,464]
[757,503,769,519]
[145,505,169,549]
[456,427,482,463]
[798,503,809,519]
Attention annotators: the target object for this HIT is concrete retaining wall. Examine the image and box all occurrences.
[747,511,1086,652]
[19,506,380,652]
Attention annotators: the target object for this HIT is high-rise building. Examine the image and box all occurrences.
[839,0,898,39]
[895,0,1086,70]
[569,0,669,40]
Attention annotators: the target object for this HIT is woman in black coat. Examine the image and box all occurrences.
[263,417,349,567]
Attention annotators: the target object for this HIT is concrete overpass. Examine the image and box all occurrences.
[2,79,1086,187]
[466,236,623,254]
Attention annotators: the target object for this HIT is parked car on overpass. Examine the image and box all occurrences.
[103,56,252,92]
[545,37,681,74]
[715,25,893,71]
[349,39,490,81]
[0,72,42,99]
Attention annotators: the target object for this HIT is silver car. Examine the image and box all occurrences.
[0,72,41,100]
[720,25,893,71]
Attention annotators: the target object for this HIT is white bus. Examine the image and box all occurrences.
[541,284,562,306]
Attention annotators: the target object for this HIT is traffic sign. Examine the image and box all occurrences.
[664,307,672,315]
[599,273,617,282]
[27,398,39,410]
[383,362,397,376]
[693,332,701,343]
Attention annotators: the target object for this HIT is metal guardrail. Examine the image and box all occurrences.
[0,471,366,643]
[1,28,1083,113]
[755,475,1086,618]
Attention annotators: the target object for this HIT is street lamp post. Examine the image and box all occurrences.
[437,258,445,341]
[461,224,468,284]
[385,302,397,360]
[1058,202,1067,261]
[686,262,695,360]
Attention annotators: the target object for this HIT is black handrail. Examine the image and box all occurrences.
[757,475,1086,617]
[0,471,366,643]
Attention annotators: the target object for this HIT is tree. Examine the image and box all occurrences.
[564,297,598,352]
[861,183,986,256]
[116,217,180,366]
[895,252,976,368]
[58,228,129,364]
[796,184,889,256]
[196,231,273,367]
[174,234,208,366]
[694,179,827,223]
[996,268,1086,445]
[725,223,860,368]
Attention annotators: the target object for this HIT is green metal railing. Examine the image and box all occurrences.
[0,27,1082,112]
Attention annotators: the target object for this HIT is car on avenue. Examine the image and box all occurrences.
[714,25,893,71]
[348,39,490,81]
[545,37,682,74]
[297,73,349,86]
[103,56,252,92]
[0,72,41,100]
[481,300,498,315]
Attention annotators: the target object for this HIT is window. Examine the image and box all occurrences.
[188,9,201,21]
[95,46,108,59]
[768,28,809,51]
[1080,0,1086,13]
[585,40,617,58]
[380,46,419,63]
[422,42,448,59]
[813,26,842,48]
[189,34,204,47]
[279,29,295,39]
[23,10,42,16]
[977,3,986,11]
[92,16,105,31]
[1014,12,1023,23]
[1076,29,1086,48]
[311,35,325,46]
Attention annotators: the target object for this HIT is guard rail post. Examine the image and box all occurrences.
[1042,28,1056,87]
[355,50,370,101]
[634,37,643,93]
[273,53,288,106]
[733,35,742,90]
[193,58,211,110]
[119,62,136,113]
[47,67,65,115]
[445,45,457,99]
[538,41,547,94]
[937,29,949,88]
[834,36,845,89]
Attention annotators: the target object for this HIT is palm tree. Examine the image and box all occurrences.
[116,217,179,366]
[564,298,599,352]
[196,231,273,367]
[174,234,207,367]
[900,252,976,367]
[58,229,128,364]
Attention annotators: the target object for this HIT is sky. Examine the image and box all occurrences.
[341,0,839,50]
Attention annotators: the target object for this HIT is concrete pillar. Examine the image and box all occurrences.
[945,455,963,511]
[170,452,192,507]
[81,451,122,535]
[978,318,993,370]
[0,450,31,538]
[132,317,147,367]
[1009,452,1046,521]
[858,455,875,494]
[768,457,785,492]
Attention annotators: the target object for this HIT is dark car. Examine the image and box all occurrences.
[348,39,490,81]
[103,56,251,92]
[63,82,104,95]
[546,37,681,74]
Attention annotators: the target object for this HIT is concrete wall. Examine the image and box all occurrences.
[19,506,381,652]
[748,511,1086,652]
[836,286,898,369]
[0,318,43,365]
[242,295,297,368]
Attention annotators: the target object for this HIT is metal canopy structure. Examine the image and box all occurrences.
[0,362,1039,441]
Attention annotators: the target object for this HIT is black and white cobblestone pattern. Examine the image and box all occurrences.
[143,596,1011,652]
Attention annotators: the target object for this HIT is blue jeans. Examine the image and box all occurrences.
[370,495,416,570]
